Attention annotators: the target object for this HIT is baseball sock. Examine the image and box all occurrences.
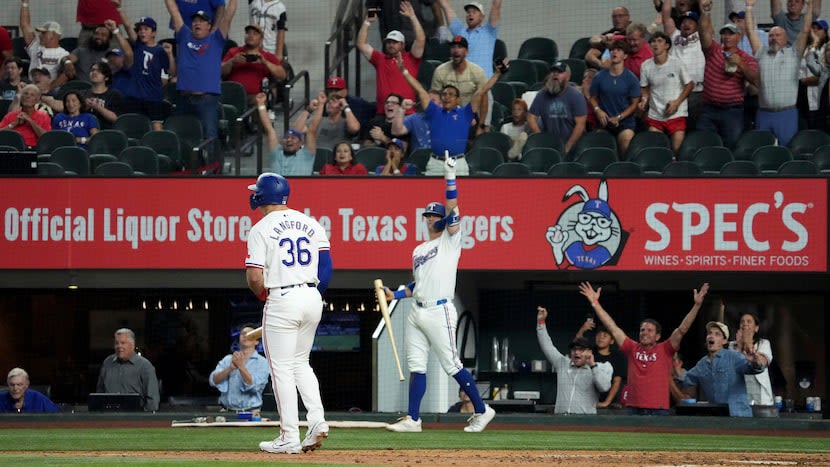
[453,370,485,413]
[408,372,427,421]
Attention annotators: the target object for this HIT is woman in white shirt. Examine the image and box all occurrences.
[728,312,774,407]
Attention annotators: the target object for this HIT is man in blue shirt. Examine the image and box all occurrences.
[209,325,270,411]
[166,0,238,170]
[680,321,767,417]
[0,368,60,413]
[254,92,315,175]
[399,56,504,176]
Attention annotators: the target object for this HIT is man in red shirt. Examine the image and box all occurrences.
[76,0,123,48]
[0,84,52,148]
[623,23,653,78]
[356,1,425,116]
[221,24,286,105]
[578,281,709,415]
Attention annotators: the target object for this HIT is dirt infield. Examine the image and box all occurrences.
[15,449,830,466]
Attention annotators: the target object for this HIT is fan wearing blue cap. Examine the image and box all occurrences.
[254,92,317,175]
[376,138,417,175]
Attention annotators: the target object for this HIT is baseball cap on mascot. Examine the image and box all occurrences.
[249,172,290,210]
[580,198,611,219]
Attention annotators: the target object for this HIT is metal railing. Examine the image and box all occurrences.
[324,0,365,95]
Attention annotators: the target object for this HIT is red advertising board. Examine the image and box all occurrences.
[0,178,826,271]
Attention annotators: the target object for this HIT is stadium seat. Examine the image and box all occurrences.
[119,146,160,175]
[631,146,674,174]
[518,37,558,65]
[113,113,152,146]
[494,39,508,62]
[163,115,208,169]
[59,37,78,53]
[409,148,432,175]
[37,161,65,176]
[423,38,451,61]
[49,146,90,175]
[626,131,671,159]
[140,130,183,171]
[570,130,617,160]
[417,60,441,91]
[220,81,248,115]
[569,37,593,59]
[678,129,723,161]
[471,131,512,159]
[498,59,538,86]
[546,161,587,177]
[35,130,76,156]
[89,154,119,173]
[575,146,617,174]
[811,145,830,173]
[662,160,703,176]
[467,146,505,175]
[88,129,128,158]
[492,162,531,176]
[603,161,642,177]
[521,147,562,173]
[523,131,564,155]
[719,160,761,176]
[0,99,11,120]
[57,80,92,98]
[732,129,777,160]
[528,59,550,83]
[491,81,516,108]
[313,147,332,174]
[751,145,793,173]
[94,160,135,176]
[788,129,830,159]
[0,130,26,150]
[692,146,734,174]
[776,160,818,175]
[355,146,387,172]
[560,58,587,84]
[506,81,529,100]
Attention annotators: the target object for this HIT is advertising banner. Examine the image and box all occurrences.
[1,178,826,271]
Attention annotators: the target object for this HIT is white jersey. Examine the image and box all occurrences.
[26,36,69,81]
[669,29,704,92]
[245,208,329,289]
[640,55,693,121]
[249,0,287,55]
[411,229,462,302]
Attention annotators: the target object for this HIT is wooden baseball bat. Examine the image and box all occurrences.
[244,326,263,341]
[374,279,405,382]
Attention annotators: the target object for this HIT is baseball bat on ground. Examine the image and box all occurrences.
[244,327,263,341]
[374,279,405,382]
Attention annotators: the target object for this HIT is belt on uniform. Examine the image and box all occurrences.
[759,105,796,112]
[704,101,743,109]
[416,298,448,307]
[273,283,315,290]
[431,153,465,161]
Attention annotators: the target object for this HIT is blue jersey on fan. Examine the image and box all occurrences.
[175,26,225,95]
[126,42,170,102]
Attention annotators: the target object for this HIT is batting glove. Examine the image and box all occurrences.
[444,153,457,180]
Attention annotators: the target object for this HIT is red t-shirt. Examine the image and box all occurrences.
[319,163,368,175]
[223,47,283,95]
[624,44,653,79]
[0,27,11,56]
[369,49,420,115]
[0,109,52,148]
[76,0,122,26]
[619,338,676,410]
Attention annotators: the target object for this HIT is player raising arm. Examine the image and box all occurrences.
[381,155,495,433]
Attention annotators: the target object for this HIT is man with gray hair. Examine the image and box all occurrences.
[96,328,160,412]
[1,367,60,413]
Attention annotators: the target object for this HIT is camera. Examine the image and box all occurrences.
[368,8,380,18]
[245,54,258,62]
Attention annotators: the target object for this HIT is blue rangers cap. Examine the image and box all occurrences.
[423,202,446,217]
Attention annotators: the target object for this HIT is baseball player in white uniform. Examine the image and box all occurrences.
[245,173,333,454]
[384,157,495,433]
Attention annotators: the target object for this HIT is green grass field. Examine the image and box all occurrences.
[1,427,828,453]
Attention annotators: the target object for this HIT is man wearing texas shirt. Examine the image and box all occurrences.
[578,281,709,414]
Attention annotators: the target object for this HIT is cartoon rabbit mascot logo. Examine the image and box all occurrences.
[546,179,628,270]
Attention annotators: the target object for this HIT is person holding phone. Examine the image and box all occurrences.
[221,23,287,105]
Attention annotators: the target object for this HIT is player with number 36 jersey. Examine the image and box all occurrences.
[245,172,332,455]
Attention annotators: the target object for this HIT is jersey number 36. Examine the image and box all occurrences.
[280,236,312,266]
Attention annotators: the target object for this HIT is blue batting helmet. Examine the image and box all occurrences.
[423,202,446,218]
[248,172,290,210]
